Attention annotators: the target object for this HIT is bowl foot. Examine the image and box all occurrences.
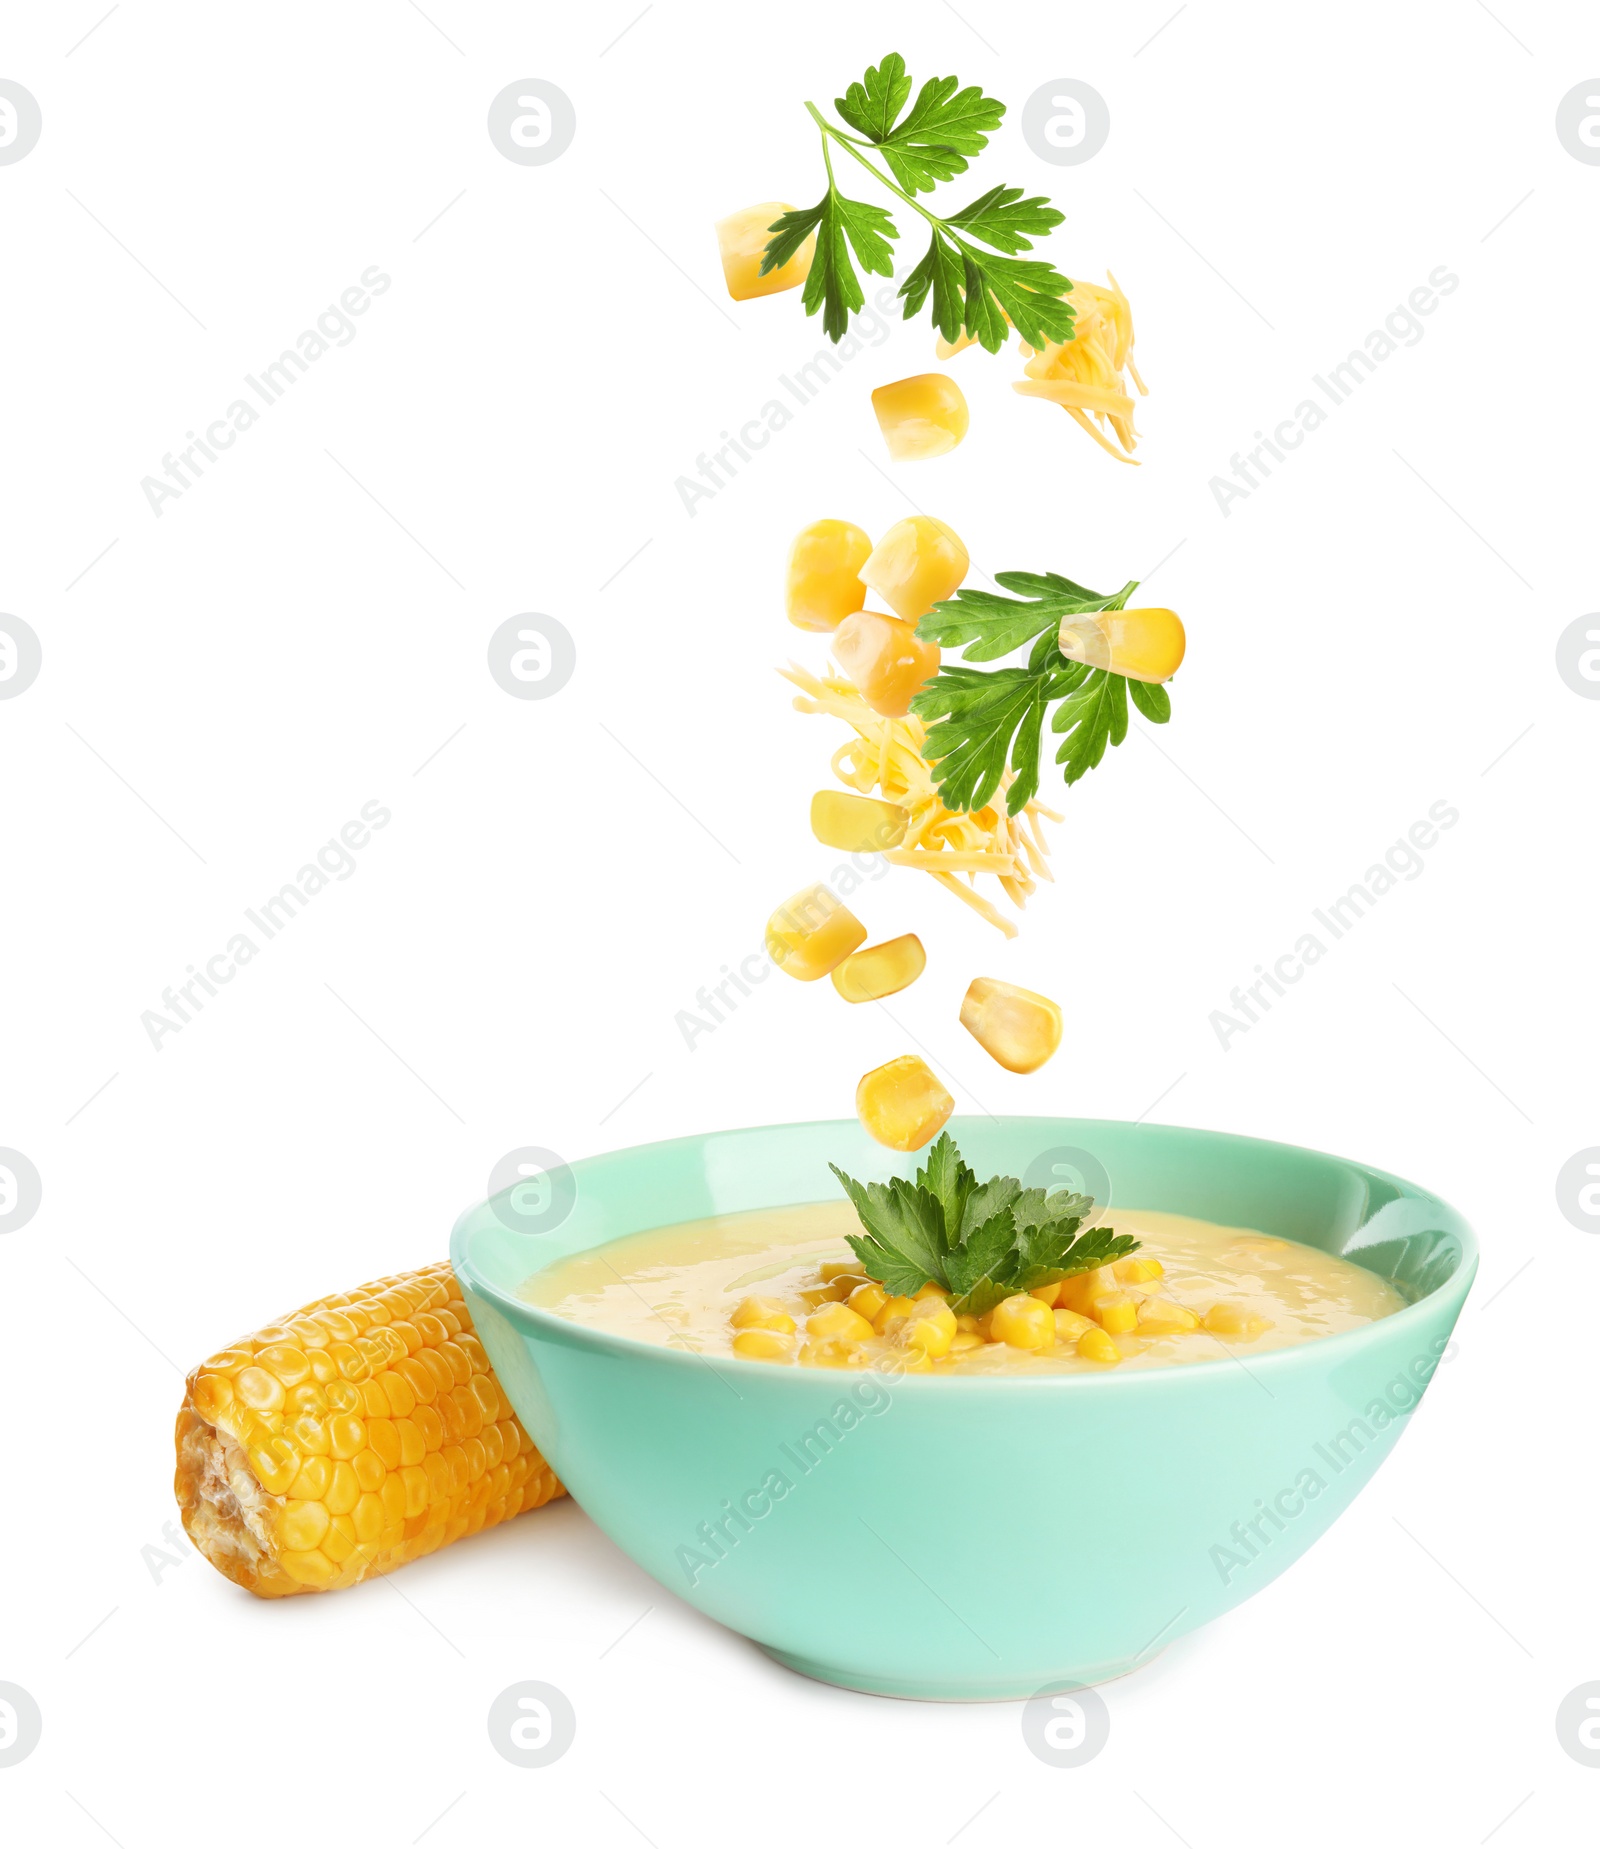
[758,1643,1166,1703]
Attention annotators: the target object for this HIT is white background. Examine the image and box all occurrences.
[1,1,1594,1843]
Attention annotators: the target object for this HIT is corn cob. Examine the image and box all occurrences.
[175,1260,563,1597]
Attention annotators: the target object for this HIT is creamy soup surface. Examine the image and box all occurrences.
[523,1200,1406,1375]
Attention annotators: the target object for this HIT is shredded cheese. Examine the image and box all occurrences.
[934,273,1146,464]
[1015,274,1145,463]
[780,662,1059,938]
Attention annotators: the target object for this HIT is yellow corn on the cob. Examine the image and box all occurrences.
[175,1260,563,1598]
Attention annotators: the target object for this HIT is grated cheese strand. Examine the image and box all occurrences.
[781,662,1055,934]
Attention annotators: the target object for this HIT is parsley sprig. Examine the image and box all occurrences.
[910,573,1175,816]
[760,53,1075,351]
[832,1133,1137,1317]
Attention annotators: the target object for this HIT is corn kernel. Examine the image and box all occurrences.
[1057,1266,1116,1314]
[785,519,872,632]
[732,1327,796,1363]
[766,884,867,981]
[819,1260,864,1283]
[955,1314,982,1334]
[807,1302,875,1344]
[1076,1326,1122,1365]
[873,1295,918,1335]
[904,1300,957,1357]
[1052,1308,1095,1343]
[871,373,970,461]
[859,515,969,623]
[831,610,940,718]
[811,789,908,854]
[1136,1298,1201,1334]
[913,1281,949,1302]
[798,1339,851,1368]
[831,933,926,1003]
[731,1295,796,1334]
[889,1344,934,1374]
[1057,608,1185,683]
[1115,1257,1165,1285]
[1029,1282,1063,1306]
[856,1054,955,1151]
[848,1281,889,1322]
[949,1332,985,1353]
[1092,1293,1139,1335]
[960,977,1063,1074]
[990,1293,1055,1350]
[1204,1302,1271,1340]
[716,202,813,301]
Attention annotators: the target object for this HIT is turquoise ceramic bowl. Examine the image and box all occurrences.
[451,1117,1475,1701]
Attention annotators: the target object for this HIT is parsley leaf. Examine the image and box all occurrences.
[900,231,1075,353]
[1052,669,1129,786]
[834,52,913,142]
[873,74,1004,194]
[945,184,1066,255]
[912,662,1073,814]
[768,56,1072,350]
[765,182,897,343]
[832,1134,1139,1317]
[910,572,1176,814]
[831,1167,948,1299]
[918,573,1135,661]
[941,1209,1019,1309]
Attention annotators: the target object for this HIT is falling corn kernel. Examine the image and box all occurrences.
[959,977,1064,1074]
[1203,1302,1271,1341]
[731,1295,797,1334]
[858,515,969,623]
[855,1054,954,1151]
[716,202,813,301]
[765,884,867,981]
[831,934,926,1004]
[871,373,970,461]
[990,1293,1055,1350]
[1092,1293,1140,1335]
[733,1327,796,1362]
[786,519,873,632]
[1136,1298,1200,1335]
[1076,1326,1122,1365]
[831,610,940,718]
[1057,607,1185,684]
[810,789,908,854]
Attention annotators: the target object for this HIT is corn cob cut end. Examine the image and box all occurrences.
[174,1260,564,1598]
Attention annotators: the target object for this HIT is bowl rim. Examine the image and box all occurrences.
[450,1115,1479,1396]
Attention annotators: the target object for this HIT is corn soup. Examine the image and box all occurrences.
[524,1201,1404,1376]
